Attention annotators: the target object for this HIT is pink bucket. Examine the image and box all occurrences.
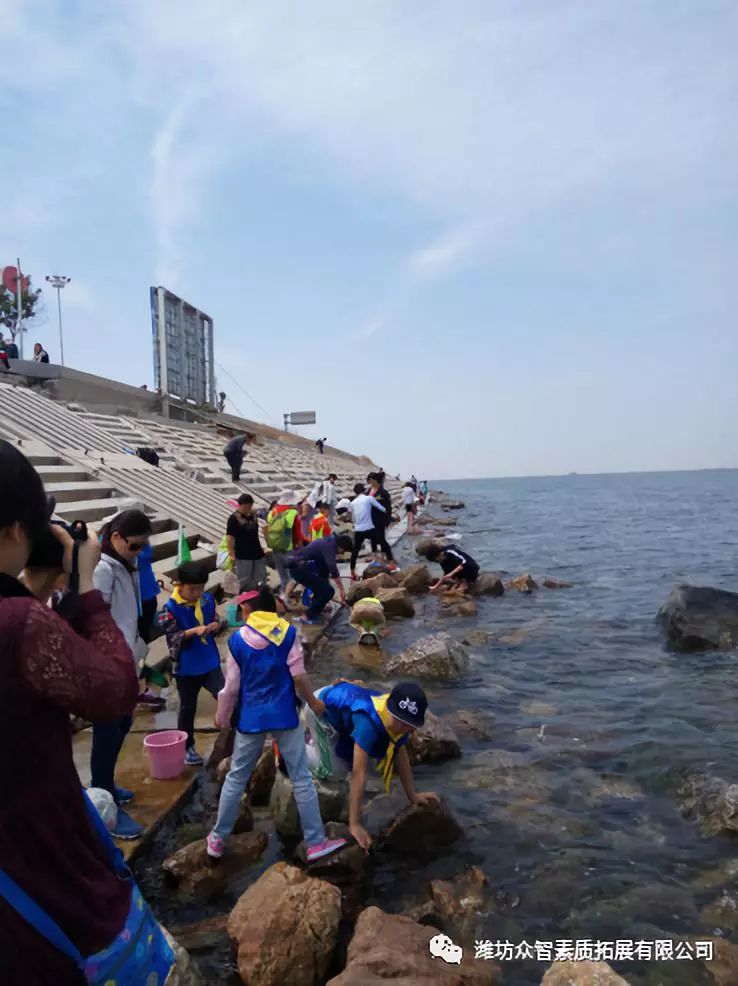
[143,730,187,780]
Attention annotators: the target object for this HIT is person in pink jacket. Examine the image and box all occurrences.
[207,587,346,863]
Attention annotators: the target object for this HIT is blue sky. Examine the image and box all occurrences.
[2,1,736,479]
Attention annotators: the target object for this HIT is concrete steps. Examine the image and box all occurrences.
[153,546,216,581]
[35,465,92,483]
[149,528,200,562]
[55,496,134,522]
[44,480,114,503]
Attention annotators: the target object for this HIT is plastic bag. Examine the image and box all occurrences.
[87,787,118,832]
[216,535,233,571]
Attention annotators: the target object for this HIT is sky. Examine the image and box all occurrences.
[1,1,737,479]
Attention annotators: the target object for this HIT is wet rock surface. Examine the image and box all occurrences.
[400,563,432,594]
[206,728,234,771]
[298,822,372,920]
[471,572,505,597]
[506,572,539,593]
[428,865,490,940]
[658,583,738,651]
[327,906,498,985]
[162,831,268,899]
[677,772,738,836]
[375,586,416,618]
[408,711,463,764]
[447,708,494,740]
[543,578,573,589]
[247,742,277,805]
[438,595,478,618]
[227,861,342,986]
[171,914,227,953]
[348,572,400,604]
[270,769,348,841]
[381,801,463,854]
[161,927,207,985]
[385,632,469,679]
[540,960,631,985]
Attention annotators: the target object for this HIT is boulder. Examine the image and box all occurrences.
[227,862,341,986]
[400,563,432,594]
[161,927,207,985]
[417,513,458,527]
[471,573,505,597]
[207,727,234,771]
[541,960,631,985]
[441,501,465,510]
[247,742,277,805]
[677,772,738,837]
[429,866,489,939]
[415,537,445,559]
[362,561,394,579]
[270,769,348,842]
[447,709,494,740]
[408,712,462,765]
[299,822,372,920]
[362,789,410,838]
[438,596,478,618]
[506,573,539,593]
[233,796,254,834]
[461,630,492,647]
[375,587,415,618]
[543,578,573,589]
[382,801,463,854]
[348,572,399,604]
[658,584,738,651]
[385,633,469,680]
[326,907,497,985]
[171,914,227,953]
[215,756,231,786]
[696,936,738,986]
[162,831,268,899]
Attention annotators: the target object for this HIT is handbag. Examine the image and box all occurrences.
[0,792,174,985]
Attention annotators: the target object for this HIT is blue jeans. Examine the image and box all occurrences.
[90,715,133,802]
[289,563,335,619]
[213,726,325,846]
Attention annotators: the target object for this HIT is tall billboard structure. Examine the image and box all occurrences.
[150,286,215,408]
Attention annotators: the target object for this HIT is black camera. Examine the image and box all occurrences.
[25,496,89,570]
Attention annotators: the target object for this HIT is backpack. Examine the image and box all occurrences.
[136,447,160,467]
[267,509,295,552]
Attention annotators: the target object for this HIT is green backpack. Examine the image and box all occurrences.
[267,509,295,551]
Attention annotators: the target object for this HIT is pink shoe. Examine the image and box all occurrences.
[306,837,347,862]
[206,831,225,859]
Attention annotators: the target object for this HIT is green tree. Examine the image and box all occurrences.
[0,276,43,342]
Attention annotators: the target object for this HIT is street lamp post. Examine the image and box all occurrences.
[45,275,71,366]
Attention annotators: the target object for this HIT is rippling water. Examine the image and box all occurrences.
[319,470,738,985]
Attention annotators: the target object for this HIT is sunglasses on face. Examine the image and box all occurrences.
[124,539,148,552]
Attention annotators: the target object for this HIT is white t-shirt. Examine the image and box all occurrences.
[402,487,416,506]
[351,493,385,532]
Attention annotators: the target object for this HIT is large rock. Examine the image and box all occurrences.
[438,596,478,618]
[162,831,268,899]
[471,573,505,597]
[362,561,393,579]
[441,501,465,510]
[385,633,468,680]
[448,709,494,740]
[375,586,415,618]
[543,578,573,589]
[408,712,462,765]
[327,907,497,985]
[506,572,538,593]
[382,801,463,854]
[363,789,410,838]
[400,563,432,594]
[227,862,341,986]
[215,756,231,786]
[233,796,254,834]
[171,914,227,953]
[417,513,458,527]
[207,728,235,771]
[348,572,399,604]
[429,866,488,940]
[270,769,348,841]
[161,927,207,985]
[677,772,738,836]
[696,936,738,986]
[248,742,277,805]
[658,584,738,651]
[415,537,445,559]
[299,822,371,921]
[541,960,631,985]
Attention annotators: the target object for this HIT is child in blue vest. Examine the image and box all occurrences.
[305,680,440,852]
[159,562,225,766]
[207,586,346,863]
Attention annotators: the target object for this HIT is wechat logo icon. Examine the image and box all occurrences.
[429,932,463,965]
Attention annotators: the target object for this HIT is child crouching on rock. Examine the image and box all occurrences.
[207,586,347,862]
[427,544,480,595]
[159,562,226,766]
[303,680,439,852]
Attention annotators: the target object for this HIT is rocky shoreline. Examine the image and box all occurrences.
[132,494,738,986]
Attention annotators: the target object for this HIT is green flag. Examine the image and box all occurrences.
[176,524,191,566]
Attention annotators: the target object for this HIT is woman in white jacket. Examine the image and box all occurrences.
[91,509,152,840]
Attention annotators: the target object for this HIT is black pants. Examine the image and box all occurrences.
[138,597,158,644]
[369,521,394,562]
[224,451,243,482]
[177,668,226,749]
[90,715,133,801]
[289,563,335,619]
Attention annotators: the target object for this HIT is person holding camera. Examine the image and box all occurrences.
[91,508,153,840]
[0,441,156,984]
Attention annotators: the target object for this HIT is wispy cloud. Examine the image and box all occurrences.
[349,317,386,342]
[408,227,479,280]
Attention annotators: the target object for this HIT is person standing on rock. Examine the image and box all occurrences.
[402,481,418,533]
[322,472,339,522]
[427,544,480,594]
[266,490,303,594]
[287,532,352,624]
[227,493,267,591]
[223,433,248,482]
[368,472,394,561]
[207,586,347,862]
[304,680,439,851]
[349,482,396,579]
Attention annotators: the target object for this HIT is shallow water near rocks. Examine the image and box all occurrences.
[137,470,738,984]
